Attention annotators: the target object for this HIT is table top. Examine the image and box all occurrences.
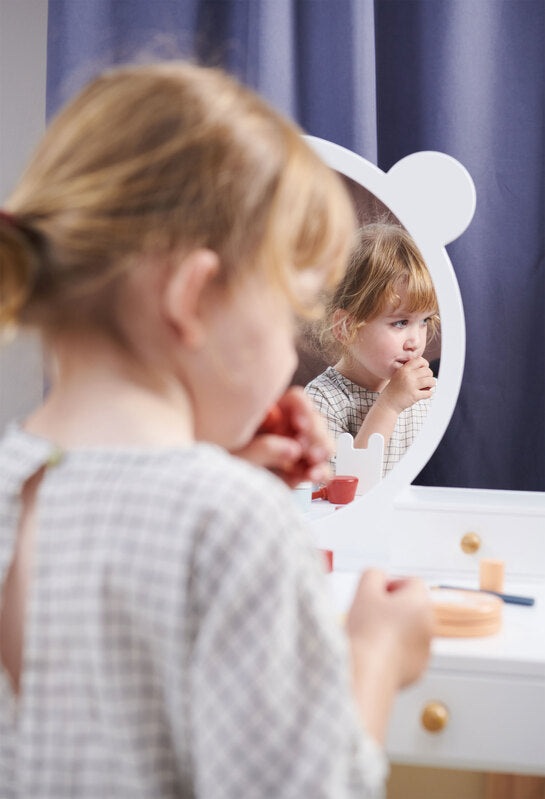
[327,570,545,679]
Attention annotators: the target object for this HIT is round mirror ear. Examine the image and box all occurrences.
[332,309,352,343]
[386,151,476,246]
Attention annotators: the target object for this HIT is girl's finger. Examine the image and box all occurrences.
[234,434,302,469]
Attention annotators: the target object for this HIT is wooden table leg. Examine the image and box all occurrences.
[485,774,545,799]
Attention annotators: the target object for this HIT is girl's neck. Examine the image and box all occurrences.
[334,357,388,393]
[25,333,194,450]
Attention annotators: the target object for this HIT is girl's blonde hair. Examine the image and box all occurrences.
[0,62,355,336]
[321,222,439,354]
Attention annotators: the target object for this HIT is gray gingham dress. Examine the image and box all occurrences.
[0,425,386,798]
[305,366,432,476]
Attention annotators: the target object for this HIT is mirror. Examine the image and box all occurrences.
[303,137,476,560]
[294,171,442,480]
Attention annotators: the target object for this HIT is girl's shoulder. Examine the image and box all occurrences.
[0,423,294,522]
[139,446,318,593]
[305,365,337,390]
[0,424,310,571]
[306,367,376,400]
[182,444,307,544]
[172,441,294,510]
[305,365,347,396]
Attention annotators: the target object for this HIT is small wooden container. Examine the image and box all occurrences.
[479,558,505,593]
[430,587,503,637]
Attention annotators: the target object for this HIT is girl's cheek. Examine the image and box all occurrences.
[285,343,298,382]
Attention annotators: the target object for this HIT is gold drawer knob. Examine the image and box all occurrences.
[460,532,481,554]
[421,701,449,733]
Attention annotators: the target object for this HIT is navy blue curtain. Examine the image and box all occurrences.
[46,0,544,491]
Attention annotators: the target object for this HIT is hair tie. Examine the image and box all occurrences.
[0,210,46,286]
[0,209,18,228]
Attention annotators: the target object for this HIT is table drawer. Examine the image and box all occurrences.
[386,671,545,774]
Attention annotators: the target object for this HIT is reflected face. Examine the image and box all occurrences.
[340,288,436,390]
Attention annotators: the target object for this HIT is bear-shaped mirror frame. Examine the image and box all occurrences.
[305,137,476,561]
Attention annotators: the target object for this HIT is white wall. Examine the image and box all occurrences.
[0,0,48,431]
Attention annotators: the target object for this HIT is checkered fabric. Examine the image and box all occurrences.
[0,425,386,798]
[305,366,433,476]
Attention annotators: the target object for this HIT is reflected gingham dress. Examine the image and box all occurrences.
[0,425,386,798]
[305,367,433,476]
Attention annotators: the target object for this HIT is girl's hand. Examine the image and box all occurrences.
[380,356,435,414]
[231,386,333,488]
[346,569,433,744]
[347,569,433,689]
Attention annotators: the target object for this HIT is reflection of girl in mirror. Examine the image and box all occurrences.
[0,64,433,795]
[305,223,439,475]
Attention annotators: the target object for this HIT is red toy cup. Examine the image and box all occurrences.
[312,475,358,504]
[328,475,358,503]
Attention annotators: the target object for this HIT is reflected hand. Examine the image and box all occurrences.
[380,356,435,413]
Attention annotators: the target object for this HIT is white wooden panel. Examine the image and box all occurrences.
[387,671,545,775]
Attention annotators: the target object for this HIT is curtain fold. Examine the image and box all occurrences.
[373,0,544,489]
[46,0,544,491]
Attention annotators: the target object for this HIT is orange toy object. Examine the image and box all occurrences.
[312,476,359,504]
[430,588,503,637]
[479,558,505,593]
[257,402,314,475]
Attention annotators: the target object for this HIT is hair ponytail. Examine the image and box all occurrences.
[0,212,43,326]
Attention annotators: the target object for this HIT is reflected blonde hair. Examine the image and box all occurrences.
[321,222,439,355]
[0,62,355,336]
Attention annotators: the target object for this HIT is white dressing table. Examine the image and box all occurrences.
[304,139,545,778]
[328,562,545,775]
[387,579,545,775]
[307,488,545,776]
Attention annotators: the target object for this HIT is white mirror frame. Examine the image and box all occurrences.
[305,137,476,562]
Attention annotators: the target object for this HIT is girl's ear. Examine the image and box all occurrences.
[162,249,219,348]
[332,309,352,344]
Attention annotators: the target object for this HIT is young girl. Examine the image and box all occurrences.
[306,223,438,475]
[0,63,432,797]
